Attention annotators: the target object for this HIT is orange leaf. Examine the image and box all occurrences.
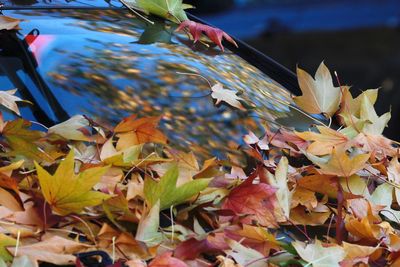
[295,126,350,155]
[114,115,167,149]
[149,252,187,267]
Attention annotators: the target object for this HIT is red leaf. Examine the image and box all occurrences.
[174,233,228,260]
[222,173,279,227]
[176,20,238,51]
[149,252,187,267]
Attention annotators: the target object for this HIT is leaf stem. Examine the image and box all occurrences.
[119,0,155,25]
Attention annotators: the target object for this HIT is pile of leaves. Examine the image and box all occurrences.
[2,2,400,267]
[0,57,399,266]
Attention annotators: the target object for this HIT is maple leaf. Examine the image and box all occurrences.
[225,224,281,256]
[226,239,266,267]
[149,252,187,267]
[295,126,350,156]
[114,115,167,150]
[307,147,370,177]
[7,236,90,265]
[143,164,210,210]
[222,174,278,227]
[176,20,238,51]
[48,115,92,141]
[243,131,269,150]
[34,150,111,215]
[266,157,291,221]
[388,157,400,205]
[292,240,345,267]
[0,118,54,163]
[0,89,28,115]
[211,83,246,111]
[0,233,16,262]
[339,87,378,126]
[0,15,21,31]
[135,200,163,247]
[359,94,391,135]
[174,233,227,260]
[128,0,192,23]
[293,62,341,117]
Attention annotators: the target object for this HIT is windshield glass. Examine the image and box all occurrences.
[0,9,314,159]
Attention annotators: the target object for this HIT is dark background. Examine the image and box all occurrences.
[188,0,400,139]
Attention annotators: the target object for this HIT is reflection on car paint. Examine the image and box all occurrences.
[1,9,316,160]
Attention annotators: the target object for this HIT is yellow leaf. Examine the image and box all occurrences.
[339,87,378,126]
[293,62,341,117]
[266,157,291,221]
[359,94,391,135]
[308,147,370,177]
[295,126,350,155]
[34,150,111,215]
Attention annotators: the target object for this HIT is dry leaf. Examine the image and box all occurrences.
[293,62,341,117]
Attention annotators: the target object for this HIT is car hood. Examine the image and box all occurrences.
[1,8,315,160]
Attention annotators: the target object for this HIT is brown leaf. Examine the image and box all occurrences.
[0,16,21,31]
[7,236,91,265]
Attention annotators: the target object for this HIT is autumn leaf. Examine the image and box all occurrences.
[226,239,266,267]
[339,87,378,126]
[34,150,111,215]
[149,252,187,267]
[135,200,163,246]
[243,131,269,150]
[222,174,278,227]
[114,115,167,150]
[176,20,238,51]
[307,147,370,177]
[211,83,246,110]
[129,0,192,23]
[295,126,350,155]
[48,115,91,141]
[0,233,16,262]
[359,94,391,135]
[266,157,291,221]
[0,118,54,163]
[0,89,29,116]
[225,224,281,256]
[292,240,345,267]
[7,236,90,265]
[293,62,341,117]
[0,16,21,31]
[143,164,210,210]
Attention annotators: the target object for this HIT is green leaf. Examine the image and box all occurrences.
[144,164,210,210]
[0,233,16,262]
[34,150,111,215]
[135,0,190,22]
[135,200,163,246]
[138,23,174,44]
